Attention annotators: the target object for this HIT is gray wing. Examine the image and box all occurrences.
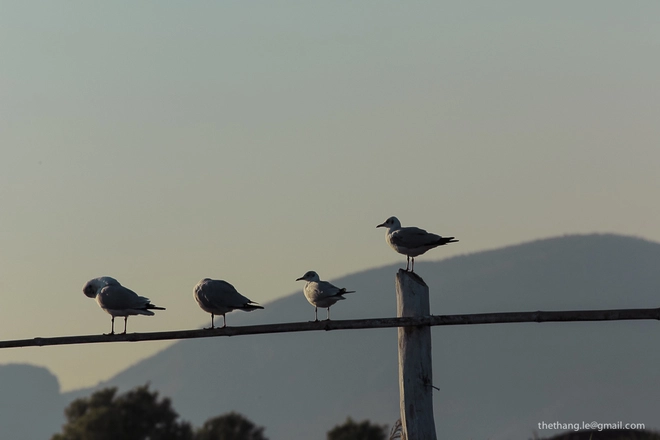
[317,280,342,298]
[97,285,150,310]
[304,281,353,308]
[391,226,442,248]
[196,280,256,308]
[308,281,351,300]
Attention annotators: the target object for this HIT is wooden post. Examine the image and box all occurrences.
[396,269,437,440]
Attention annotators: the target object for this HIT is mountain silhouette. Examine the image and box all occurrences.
[0,364,64,439]
[3,234,660,439]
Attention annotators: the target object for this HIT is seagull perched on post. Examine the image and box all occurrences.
[193,278,264,329]
[296,271,355,322]
[83,276,165,335]
[377,216,458,272]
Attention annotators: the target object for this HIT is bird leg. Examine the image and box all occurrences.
[326,307,331,321]
[314,307,319,322]
[107,316,115,335]
[222,314,227,328]
[411,257,415,273]
[121,316,128,335]
[209,314,215,330]
[406,255,411,271]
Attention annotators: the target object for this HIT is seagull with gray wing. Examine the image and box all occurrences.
[296,271,354,321]
[83,276,165,335]
[193,278,264,329]
[377,216,458,272]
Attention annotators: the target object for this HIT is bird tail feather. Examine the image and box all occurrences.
[146,304,166,311]
[242,304,265,311]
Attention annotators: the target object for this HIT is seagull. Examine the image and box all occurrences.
[377,216,458,272]
[296,271,355,321]
[83,277,165,335]
[193,278,264,329]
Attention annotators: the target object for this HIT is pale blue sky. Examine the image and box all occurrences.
[1,1,659,391]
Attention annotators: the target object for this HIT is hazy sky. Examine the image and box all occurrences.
[1,1,659,392]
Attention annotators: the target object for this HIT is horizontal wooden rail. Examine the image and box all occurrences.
[1,306,659,350]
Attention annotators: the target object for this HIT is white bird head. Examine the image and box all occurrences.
[296,271,320,282]
[83,276,120,298]
[376,216,401,230]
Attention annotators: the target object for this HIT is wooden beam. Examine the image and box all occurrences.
[396,269,437,440]
[0,306,657,350]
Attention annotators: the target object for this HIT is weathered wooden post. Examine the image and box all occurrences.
[396,269,437,440]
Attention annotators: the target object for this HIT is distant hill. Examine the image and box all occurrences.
[3,234,660,439]
[546,429,660,440]
[0,364,64,440]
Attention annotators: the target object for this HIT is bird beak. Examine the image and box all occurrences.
[376,222,386,228]
[295,276,304,281]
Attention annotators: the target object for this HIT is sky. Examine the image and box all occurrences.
[1,1,659,392]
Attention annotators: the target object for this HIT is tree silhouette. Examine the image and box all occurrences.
[51,384,193,440]
[195,412,267,440]
[327,417,387,440]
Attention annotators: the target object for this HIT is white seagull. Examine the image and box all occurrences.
[83,276,165,335]
[377,216,458,272]
[193,278,264,329]
[296,271,355,321]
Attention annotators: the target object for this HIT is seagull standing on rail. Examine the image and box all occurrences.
[296,271,355,322]
[83,276,165,335]
[377,216,458,272]
[193,278,264,329]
